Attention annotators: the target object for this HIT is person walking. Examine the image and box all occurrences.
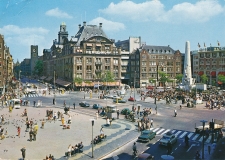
[17,126,21,138]
[33,101,36,107]
[20,147,26,160]
[100,127,104,134]
[29,129,33,142]
[61,116,65,126]
[208,144,211,155]
[73,103,75,109]
[150,119,153,128]
[174,109,177,117]
[117,110,119,119]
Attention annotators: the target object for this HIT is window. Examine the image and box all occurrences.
[86,65,92,71]
[167,62,173,66]
[96,66,101,70]
[158,56,163,59]
[142,54,146,59]
[205,53,210,58]
[0,43,2,49]
[141,73,147,78]
[105,58,110,63]
[86,73,92,79]
[142,61,146,66]
[131,61,135,65]
[76,57,82,63]
[200,53,204,58]
[86,58,92,64]
[212,53,217,58]
[176,62,180,66]
[113,59,118,65]
[158,61,164,65]
[114,66,118,71]
[176,67,180,72]
[150,61,156,66]
[77,66,82,70]
[151,56,156,59]
[105,66,110,70]
[142,67,146,72]
[96,58,101,63]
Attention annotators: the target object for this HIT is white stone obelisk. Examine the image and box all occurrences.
[182,41,193,91]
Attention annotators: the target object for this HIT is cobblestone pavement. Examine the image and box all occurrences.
[0,104,139,160]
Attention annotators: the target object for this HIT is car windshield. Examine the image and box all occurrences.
[142,132,149,136]
[162,136,170,140]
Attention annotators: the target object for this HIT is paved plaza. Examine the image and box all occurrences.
[0,102,139,160]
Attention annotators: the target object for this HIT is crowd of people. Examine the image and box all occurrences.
[65,142,83,157]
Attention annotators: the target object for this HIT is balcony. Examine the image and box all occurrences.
[95,70,101,73]
[95,62,102,65]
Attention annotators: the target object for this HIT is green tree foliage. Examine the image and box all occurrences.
[218,74,225,84]
[158,71,172,83]
[149,78,156,83]
[34,60,43,76]
[102,71,115,82]
[74,77,83,85]
[175,74,183,83]
[200,74,208,84]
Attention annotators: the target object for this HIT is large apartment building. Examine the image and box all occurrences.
[130,45,183,88]
[0,34,14,94]
[42,22,121,88]
[192,46,225,85]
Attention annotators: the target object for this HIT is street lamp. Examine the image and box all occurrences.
[90,119,95,158]
[19,70,21,99]
[200,120,207,159]
[133,71,136,110]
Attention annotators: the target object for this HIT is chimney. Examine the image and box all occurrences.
[83,21,86,26]
[99,23,102,28]
[79,24,81,29]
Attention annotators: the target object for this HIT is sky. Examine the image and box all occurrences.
[1,0,225,63]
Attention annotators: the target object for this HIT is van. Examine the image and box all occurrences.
[11,99,21,109]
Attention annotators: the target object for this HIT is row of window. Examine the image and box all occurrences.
[131,67,180,72]
[76,58,119,64]
[199,52,225,58]
[141,73,174,78]
[131,61,180,66]
[141,55,174,59]
[75,73,119,79]
[76,65,119,71]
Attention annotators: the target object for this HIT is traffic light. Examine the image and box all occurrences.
[209,122,214,130]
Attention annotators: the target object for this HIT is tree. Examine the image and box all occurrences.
[34,60,43,76]
[175,74,183,84]
[218,74,225,88]
[200,74,208,84]
[74,77,83,90]
[102,71,115,82]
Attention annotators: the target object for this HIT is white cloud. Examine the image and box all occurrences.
[99,0,224,23]
[45,8,73,19]
[89,17,125,32]
[0,25,49,46]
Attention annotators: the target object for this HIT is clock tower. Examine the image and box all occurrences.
[30,45,38,76]
[58,22,68,45]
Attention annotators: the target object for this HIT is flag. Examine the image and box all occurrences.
[217,40,220,46]
[198,43,200,48]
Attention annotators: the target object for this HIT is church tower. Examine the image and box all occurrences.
[58,22,68,44]
[30,45,38,76]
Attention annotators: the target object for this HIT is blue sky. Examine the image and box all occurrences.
[1,0,225,62]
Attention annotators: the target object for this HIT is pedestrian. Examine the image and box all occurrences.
[62,116,65,126]
[53,112,57,121]
[57,111,60,119]
[100,127,103,134]
[150,119,153,128]
[208,144,211,155]
[53,98,55,105]
[20,147,26,160]
[73,102,76,109]
[17,126,21,138]
[174,109,177,117]
[41,119,45,129]
[96,112,98,120]
[180,105,182,110]
[33,101,36,107]
[117,110,119,119]
[29,129,33,142]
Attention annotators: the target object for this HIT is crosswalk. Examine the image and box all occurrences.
[22,94,39,98]
[149,127,212,143]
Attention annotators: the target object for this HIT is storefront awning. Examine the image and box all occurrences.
[96,44,101,47]
[40,76,46,80]
[55,79,71,87]
[211,71,216,77]
[218,72,225,76]
[45,77,53,81]
[198,71,204,76]
[86,43,92,47]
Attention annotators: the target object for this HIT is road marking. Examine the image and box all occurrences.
[179,131,187,138]
[205,135,211,143]
[171,130,176,133]
[160,129,170,135]
[150,128,154,131]
[156,129,165,134]
[192,134,200,141]
[187,132,194,138]
[175,131,182,137]
[152,128,160,132]
[186,144,196,152]
[198,136,203,142]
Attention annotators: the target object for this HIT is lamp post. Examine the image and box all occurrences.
[90,119,95,158]
[19,70,21,99]
[200,120,207,159]
[133,71,136,110]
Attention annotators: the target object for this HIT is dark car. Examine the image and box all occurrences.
[138,130,156,142]
[92,104,102,109]
[79,101,90,107]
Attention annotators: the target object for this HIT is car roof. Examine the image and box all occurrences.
[142,130,153,134]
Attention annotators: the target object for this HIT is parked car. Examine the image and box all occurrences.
[121,108,131,115]
[104,95,114,99]
[92,104,102,109]
[128,97,135,101]
[79,101,90,107]
[113,98,127,103]
[138,130,156,142]
[159,131,177,146]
